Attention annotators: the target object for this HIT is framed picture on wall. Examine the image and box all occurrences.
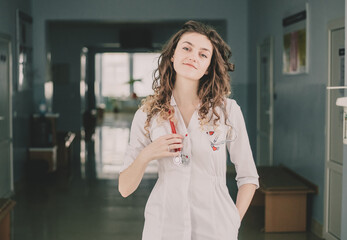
[282,3,309,75]
[16,10,33,91]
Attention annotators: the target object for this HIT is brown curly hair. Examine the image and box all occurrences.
[141,20,234,135]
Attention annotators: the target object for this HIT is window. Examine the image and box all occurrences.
[98,53,130,98]
[95,52,160,99]
[133,53,160,97]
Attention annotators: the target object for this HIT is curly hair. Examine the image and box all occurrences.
[141,20,234,135]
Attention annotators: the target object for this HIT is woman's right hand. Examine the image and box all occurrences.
[139,134,184,164]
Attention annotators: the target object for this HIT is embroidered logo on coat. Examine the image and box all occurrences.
[212,145,219,151]
[205,129,221,151]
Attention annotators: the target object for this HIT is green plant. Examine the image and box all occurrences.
[126,78,142,85]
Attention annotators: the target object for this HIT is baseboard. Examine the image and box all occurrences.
[310,217,323,239]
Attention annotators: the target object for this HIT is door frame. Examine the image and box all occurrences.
[0,33,14,197]
[324,18,345,240]
[256,36,274,166]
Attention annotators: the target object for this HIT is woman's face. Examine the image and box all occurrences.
[171,32,213,82]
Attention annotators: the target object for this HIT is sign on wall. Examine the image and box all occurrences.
[282,4,309,75]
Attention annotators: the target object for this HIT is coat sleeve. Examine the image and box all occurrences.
[226,99,259,189]
[119,107,152,173]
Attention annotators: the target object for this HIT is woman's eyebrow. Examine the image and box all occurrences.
[182,41,211,53]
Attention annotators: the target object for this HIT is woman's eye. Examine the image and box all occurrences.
[201,53,208,58]
[183,47,189,51]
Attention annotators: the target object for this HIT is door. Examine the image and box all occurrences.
[325,19,344,240]
[80,47,88,178]
[256,37,274,166]
[0,34,13,198]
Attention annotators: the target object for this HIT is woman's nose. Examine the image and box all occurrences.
[188,51,198,62]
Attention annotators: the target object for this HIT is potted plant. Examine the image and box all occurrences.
[126,78,142,99]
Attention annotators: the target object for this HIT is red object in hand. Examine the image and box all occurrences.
[168,110,181,152]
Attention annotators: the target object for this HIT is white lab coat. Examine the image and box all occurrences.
[119,95,259,240]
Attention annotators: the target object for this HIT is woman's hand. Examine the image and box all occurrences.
[139,134,184,164]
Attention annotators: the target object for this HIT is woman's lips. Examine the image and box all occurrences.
[183,63,197,69]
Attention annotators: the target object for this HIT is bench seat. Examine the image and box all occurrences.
[255,166,317,232]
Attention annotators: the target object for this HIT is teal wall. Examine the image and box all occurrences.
[0,0,34,182]
[248,0,345,229]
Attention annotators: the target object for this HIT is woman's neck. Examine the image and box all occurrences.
[172,77,200,108]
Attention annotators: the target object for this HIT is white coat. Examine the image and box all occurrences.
[119,95,259,240]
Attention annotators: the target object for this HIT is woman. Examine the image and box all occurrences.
[118,20,259,240]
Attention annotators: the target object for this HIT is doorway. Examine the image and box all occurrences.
[324,19,344,240]
[256,37,274,166]
[0,34,13,197]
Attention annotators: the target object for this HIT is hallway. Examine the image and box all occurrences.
[12,112,322,240]
[1,0,346,238]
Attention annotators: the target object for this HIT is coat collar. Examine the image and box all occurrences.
[170,94,177,106]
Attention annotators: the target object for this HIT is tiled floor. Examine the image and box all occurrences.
[12,175,323,240]
[12,112,323,240]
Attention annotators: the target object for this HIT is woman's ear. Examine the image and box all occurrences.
[205,70,208,75]
[171,57,174,62]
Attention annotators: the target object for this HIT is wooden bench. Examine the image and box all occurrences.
[0,199,16,240]
[253,166,318,232]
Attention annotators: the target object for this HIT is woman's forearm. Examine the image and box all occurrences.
[235,184,257,220]
[118,153,149,198]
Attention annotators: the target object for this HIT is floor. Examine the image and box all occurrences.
[12,112,323,240]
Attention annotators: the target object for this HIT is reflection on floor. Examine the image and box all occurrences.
[81,112,158,180]
[12,112,323,240]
